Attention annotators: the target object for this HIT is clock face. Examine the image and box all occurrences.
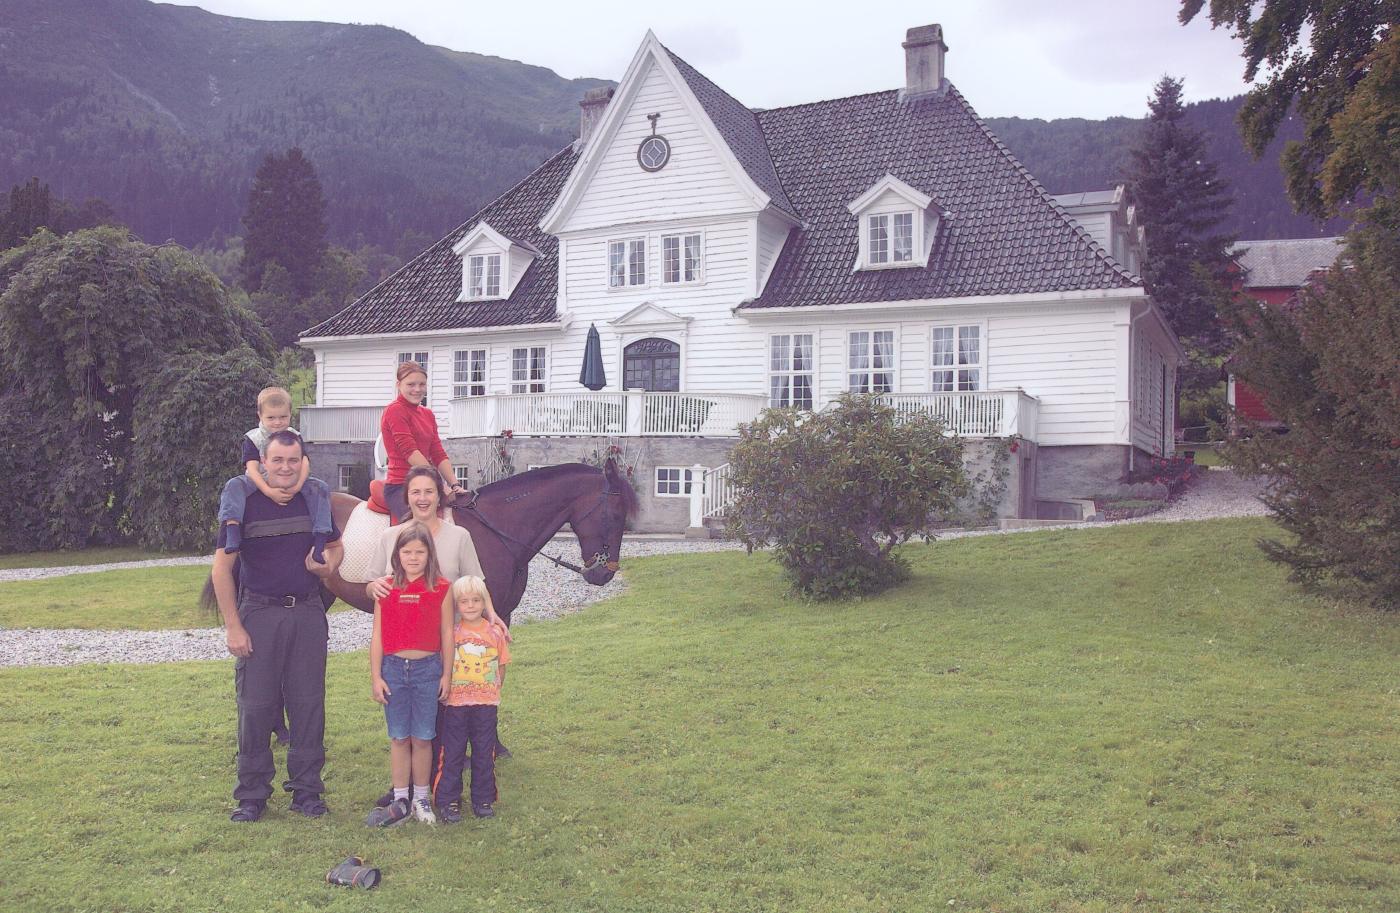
[637,135,671,172]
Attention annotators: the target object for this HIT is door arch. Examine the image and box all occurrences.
[623,337,680,391]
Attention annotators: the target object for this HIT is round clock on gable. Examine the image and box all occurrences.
[637,134,671,172]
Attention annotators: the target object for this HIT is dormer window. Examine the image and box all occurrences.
[847,174,942,271]
[469,254,501,298]
[452,221,538,303]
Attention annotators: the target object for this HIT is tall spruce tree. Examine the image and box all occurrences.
[1129,76,1236,351]
[240,147,328,298]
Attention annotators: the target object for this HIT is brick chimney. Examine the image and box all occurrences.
[578,87,615,148]
[902,24,948,99]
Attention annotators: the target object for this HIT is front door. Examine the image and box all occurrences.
[623,337,680,391]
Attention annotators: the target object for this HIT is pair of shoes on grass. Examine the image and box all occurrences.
[435,800,494,823]
[232,793,327,822]
[366,796,437,827]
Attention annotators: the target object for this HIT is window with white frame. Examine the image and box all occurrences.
[662,233,702,284]
[769,333,814,409]
[867,212,914,266]
[655,466,698,497]
[453,348,487,398]
[511,346,546,393]
[455,466,472,486]
[468,254,501,298]
[931,325,983,392]
[608,238,646,288]
[397,351,430,404]
[338,465,355,492]
[848,330,894,394]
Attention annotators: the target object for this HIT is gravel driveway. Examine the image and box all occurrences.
[0,470,1267,667]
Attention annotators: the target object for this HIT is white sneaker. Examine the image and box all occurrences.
[411,796,437,824]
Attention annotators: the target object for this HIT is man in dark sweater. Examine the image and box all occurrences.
[211,430,344,822]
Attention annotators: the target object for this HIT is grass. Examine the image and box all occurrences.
[1,518,1396,912]
[0,545,200,570]
[0,566,358,630]
[1180,443,1226,467]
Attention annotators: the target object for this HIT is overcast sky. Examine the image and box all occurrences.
[162,0,1255,120]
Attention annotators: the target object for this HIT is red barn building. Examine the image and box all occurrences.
[1227,237,1344,431]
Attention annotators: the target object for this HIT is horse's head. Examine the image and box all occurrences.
[569,457,637,586]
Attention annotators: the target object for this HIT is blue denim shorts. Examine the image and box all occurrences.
[382,654,441,741]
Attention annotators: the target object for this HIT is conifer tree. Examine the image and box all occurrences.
[1128,76,1236,350]
[240,147,328,298]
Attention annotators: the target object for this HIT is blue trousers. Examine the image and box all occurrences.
[435,704,498,808]
[219,476,333,536]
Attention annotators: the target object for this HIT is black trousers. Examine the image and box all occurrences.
[232,592,328,804]
[435,704,498,807]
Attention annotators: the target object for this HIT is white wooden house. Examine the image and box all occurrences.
[300,24,1183,532]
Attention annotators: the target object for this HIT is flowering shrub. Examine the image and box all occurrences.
[578,439,639,481]
[1129,455,1197,491]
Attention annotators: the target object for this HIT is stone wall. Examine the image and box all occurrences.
[1034,444,1132,501]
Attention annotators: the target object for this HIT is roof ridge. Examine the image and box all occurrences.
[945,84,1142,287]
[302,145,576,338]
[756,87,899,114]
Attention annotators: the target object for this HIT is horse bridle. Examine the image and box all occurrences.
[459,471,622,578]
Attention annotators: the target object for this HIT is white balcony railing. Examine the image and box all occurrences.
[881,389,1039,441]
[450,391,768,438]
[298,405,383,442]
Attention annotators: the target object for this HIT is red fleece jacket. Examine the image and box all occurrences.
[380,395,449,484]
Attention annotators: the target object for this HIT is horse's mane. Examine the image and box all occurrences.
[478,462,639,518]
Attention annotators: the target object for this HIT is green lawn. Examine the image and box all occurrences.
[0,545,200,570]
[1,518,1395,912]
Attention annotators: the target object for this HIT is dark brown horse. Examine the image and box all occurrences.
[323,459,637,625]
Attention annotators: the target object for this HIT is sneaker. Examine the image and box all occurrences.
[472,802,495,819]
[230,801,265,823]
[365,798,410,828]
[374,786,396,808]
[438,801,462,824]
[289,793,328,818]
[411,796,437,824]
[494,742,512,760]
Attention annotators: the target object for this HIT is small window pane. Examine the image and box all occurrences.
[663,236,680,283]
[609,242,625,288]
[868,215,889,264]
[792,374,813,410]
[486,255,501,297]
[628,240,646,286]
[932,327,955,367]
[684,234,701,281]
[770,335,790,371]
[469,257,484,297]
[792,334,813,371]
[893,213,913,262]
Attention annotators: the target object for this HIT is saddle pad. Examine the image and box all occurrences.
[338,501,392,583]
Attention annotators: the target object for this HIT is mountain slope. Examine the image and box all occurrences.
[0,0,607,246]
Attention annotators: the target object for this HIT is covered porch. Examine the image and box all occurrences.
[299,388,1039,442]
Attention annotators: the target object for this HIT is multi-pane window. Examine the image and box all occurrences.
[453,348,487,398]
[931,325,982,392]
[338,465,354,492]
[769,333,814,409]
[468,254,501,298]
[511,346,546,393]
[608,239,646,287]
[655,466,697,497]
[662,233,702,284]
[397,351,430,404]
[455,466,472,486]
[848,330,895,394]
[868,212,915,265]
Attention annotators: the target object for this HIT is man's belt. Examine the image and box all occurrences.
[242,590,319,608]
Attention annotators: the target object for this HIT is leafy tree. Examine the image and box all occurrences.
[1224,216,1400,607]
[0,178,123,250]
[727,395,968,601]
[127,347,276,551]
[240,147,328,297]
[1179,0,1399,218]
[0,227,273,552]
[1129,76,1236,350]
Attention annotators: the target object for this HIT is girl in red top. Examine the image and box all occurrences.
[367,522,453,826]
[380,361,468,522]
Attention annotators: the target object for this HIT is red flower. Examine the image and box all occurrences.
[1008,440,1020,454]
[501,429,514,439]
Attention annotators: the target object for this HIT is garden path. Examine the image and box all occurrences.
[0,470,1267,667]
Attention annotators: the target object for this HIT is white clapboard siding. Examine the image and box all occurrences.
[562,61,757,234]
[1071,211,1111,251]
[755,212,791,295]
[320,346,397,407]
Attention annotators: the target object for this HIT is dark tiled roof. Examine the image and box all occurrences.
[663,47,798,220]
[306,73,1138,339]
[302,147,577,338]
[1233,237,1344,289]
[746,87,1138,309]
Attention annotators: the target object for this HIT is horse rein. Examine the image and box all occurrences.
[457,471,622,579]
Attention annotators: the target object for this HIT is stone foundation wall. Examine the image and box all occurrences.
[1034,444,1133,501]
[304,442,374,498]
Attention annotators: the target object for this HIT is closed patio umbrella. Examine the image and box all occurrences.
[579,322,607,390]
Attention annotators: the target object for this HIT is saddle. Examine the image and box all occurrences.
[366,479,391,515]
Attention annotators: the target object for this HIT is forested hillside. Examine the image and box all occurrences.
[0,0,607,248]
[0,0,1345,249]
